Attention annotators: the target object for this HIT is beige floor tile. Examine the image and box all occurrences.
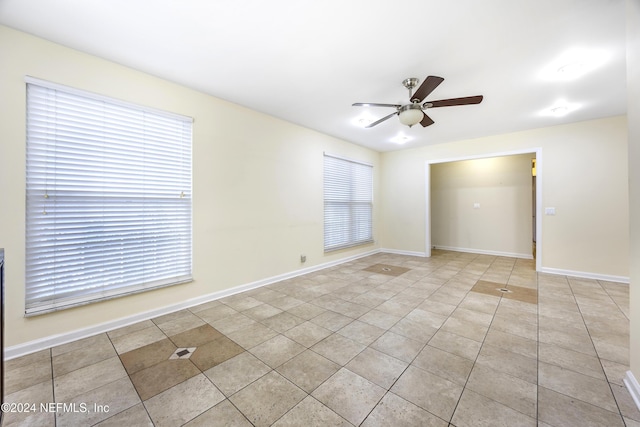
[358,309,401,330]
[345,347,408,389]
[284,321,332,347]
[144,374,225,427]
[310,310,354,331]
[156,311,207,336]
[361,392,448,427]
[272,396,352,427]
[3,379,53,426]
[119,338,177,375]
[5,355,52,395]
[611,383,640,422]
[5,349,51,371]
[428,330,482,361]
[168,323,223,347]
[390,365,462,421]
[260,311,305,333]
[483,328,537,359]
[312,368,385,425]
[249,334,306,368]
[538,386,625,427]
[130,359,200,400]
[184,400,253,427]
[592,338,630,365]
[268,295,305,311]
[220,295,264,311]
[53,356,127,402]
[375,299,415,317]
[285,302,326,320]
[190,335,245,371]
[416,299,458,316]
[276,350,340,393]
[55,376,139,427]
[205,351,271,396]
[601,359,629,386]
[337,320,386,346]
[439,316,488,342]
[106,320,157,340]
[230,371,306,427]
[110,324,167,354]
[625,417,640,427]
[389,317,438,343]
[475,343,537,384]
[310,333,366,366]
[53,334,117,377]
[452,388,536,427]
[225,322,279,349]
[538,342,606,380]
[466,364,537,417]
[52,333,111,357]
[208,312,257,335]
[369,330,425,363]
[194,304,239,324]
[412,345,474,386]
[8,251,635,426]
[539,361,618,412]
[490,313,538,341]
[241,302,283,321]
[95,403,153,426]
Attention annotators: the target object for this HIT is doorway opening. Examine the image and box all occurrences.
[425,148,542,272]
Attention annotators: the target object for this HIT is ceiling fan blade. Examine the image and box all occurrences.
[411,76,444,102]
[353,102,402,108]
[426,95,484,108]
[420,113,435,127]
[366,111,398,128]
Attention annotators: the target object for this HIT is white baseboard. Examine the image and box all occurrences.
[540,266,629,284]
[5,249,380,360]
[433,245,533,260]
[380,248,428,257]
[624,371,640,411]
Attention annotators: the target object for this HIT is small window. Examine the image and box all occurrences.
[25,78,193,315]
[323,153,373,252]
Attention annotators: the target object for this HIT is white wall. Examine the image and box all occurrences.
[430,154,534,258]
[627,0,640,393]
[381,116,629,279]
[0,26,380,348]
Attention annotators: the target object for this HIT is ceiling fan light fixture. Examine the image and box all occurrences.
[398,105,423,127]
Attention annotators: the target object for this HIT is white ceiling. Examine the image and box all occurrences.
[0,0,627,152]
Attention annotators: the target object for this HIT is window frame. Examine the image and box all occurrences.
[24,77,193,315]
[323,153,374,252]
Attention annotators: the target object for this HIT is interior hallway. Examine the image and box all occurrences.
[4,250,638,426]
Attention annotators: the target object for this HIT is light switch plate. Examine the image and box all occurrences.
[545,207,556,215]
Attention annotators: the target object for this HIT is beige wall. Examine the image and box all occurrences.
[381,116,629,278]
[627,0,640,384]
[431,154,534,258]
[0,26,380,347]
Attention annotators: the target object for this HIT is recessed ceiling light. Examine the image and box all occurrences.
[352,114,375,128]
[390,134,411,144]
[556,61,585,78]
[540,100,580,117]
[540,48,610,81]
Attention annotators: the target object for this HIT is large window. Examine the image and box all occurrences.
[323,153,373,251]
[25,78,193,315]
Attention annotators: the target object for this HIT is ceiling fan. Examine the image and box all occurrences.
[353,76,483,128]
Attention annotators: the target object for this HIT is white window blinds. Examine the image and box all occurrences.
[25,78,193,315]
[323,154,373,252]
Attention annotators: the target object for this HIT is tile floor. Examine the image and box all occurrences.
[4,250,640,426]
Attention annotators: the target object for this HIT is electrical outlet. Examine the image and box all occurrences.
[300,254,306,263]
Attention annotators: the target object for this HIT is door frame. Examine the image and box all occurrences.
[424,147,543,272]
